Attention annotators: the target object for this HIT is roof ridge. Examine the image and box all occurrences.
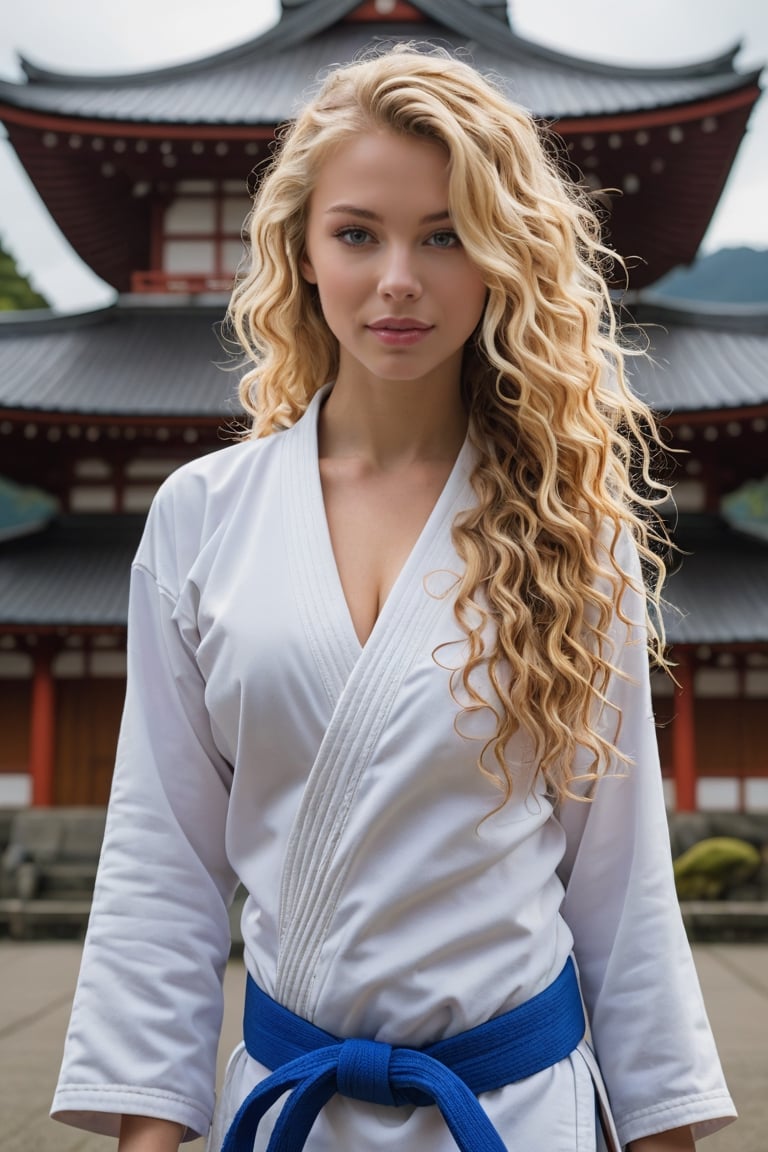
[10,0,745,89]
[0,299,233,337]
[0,305,116,335]
[632,296,768,333]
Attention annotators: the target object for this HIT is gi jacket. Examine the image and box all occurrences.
[52,388,735,1150]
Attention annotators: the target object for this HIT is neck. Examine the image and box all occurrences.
[318,364,467,470]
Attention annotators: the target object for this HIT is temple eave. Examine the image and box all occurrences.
[555,80,761,133]
[0,104,277,138]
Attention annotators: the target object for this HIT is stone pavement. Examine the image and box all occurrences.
[0,941,765,1151]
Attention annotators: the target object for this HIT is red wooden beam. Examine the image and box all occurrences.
[663,403,768,427]
[0,104,276,140]
[0,408,225,428]
[556,84,761,135]
[0,83,757,141]
[344,0,425,20]
[6,626,126,638]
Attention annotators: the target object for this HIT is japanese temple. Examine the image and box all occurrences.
[0,0,766,811]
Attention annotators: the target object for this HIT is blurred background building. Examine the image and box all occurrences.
[0,0,766,810]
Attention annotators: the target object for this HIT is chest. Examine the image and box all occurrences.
[319,459,456,647]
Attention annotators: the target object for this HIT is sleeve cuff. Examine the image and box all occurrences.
[51,1082,212,1143]
[615,1089,737,1147]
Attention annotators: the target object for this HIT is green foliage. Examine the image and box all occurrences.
[0,239,48,311]
[673,836,761,900]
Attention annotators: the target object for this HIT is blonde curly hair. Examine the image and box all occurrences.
[228,46,671,806]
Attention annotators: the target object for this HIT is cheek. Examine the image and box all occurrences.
[312,277,357,342]
[472,281,489,320]
[453,274,488,329]
[314,265,358,313]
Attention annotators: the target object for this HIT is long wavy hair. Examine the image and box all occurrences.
[228,46,671,806]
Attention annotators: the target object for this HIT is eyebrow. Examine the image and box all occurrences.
[324,205,452,224]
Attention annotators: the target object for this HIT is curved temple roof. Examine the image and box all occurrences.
[1,300,766,421]
[0,514,139,627]
[2,507,766,646]
[662,517,768,645]
[0,305,238,419]
[0,0,760,124]
[628,300,768,414]
[0,0,760,294]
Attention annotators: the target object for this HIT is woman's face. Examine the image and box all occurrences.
[300,129,487,392]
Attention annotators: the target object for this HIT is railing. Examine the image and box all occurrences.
[130,270,234,294]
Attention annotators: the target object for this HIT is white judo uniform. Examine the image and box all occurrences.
[52,387,735,1151]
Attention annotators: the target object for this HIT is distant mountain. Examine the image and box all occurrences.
[647,247,768,304]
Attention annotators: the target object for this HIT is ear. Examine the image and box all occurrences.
[300,251,318,284]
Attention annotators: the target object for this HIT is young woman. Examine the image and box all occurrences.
[52,48,735,1152]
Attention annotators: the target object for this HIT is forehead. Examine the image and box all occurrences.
[308,130,451,212]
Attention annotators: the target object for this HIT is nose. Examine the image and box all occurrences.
[377,244,422,301]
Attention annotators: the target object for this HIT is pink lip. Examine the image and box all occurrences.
[366,318,434,346]
[368,317,433,331]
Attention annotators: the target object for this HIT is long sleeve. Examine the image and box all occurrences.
[556,540,736,1147]
[51,499,239,1140]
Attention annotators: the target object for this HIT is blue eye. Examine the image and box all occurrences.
[427,230,460,248]
[336,227,372,246]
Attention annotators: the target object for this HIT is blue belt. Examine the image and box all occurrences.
[221,957,584,1152]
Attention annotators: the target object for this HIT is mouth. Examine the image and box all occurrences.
[366,318,434,346]
[367,318,433,332]
[366,321,433,347]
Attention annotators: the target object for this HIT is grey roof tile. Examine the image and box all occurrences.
[2,303,767,419]
[626,304,768,417]
[0,514,141,626]
[628,322,768,413]
[0,6,758,124]
[663,518,768,644]
[0,510,765,641]
[0,305,238,418]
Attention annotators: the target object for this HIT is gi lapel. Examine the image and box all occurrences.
[282,385,361,709]
[276,388,475,1017]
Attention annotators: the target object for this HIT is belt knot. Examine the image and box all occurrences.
[337,1038,396,1106]
[222,958,585,1152]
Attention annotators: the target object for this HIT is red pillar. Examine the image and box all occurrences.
[737,659,746,814]
[29,644,56,807]
[672,649,697,812]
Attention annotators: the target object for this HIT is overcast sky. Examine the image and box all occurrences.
[0,0,766,312]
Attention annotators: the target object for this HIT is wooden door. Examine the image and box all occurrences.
[0,681,30,773]
[54,679,125,805]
